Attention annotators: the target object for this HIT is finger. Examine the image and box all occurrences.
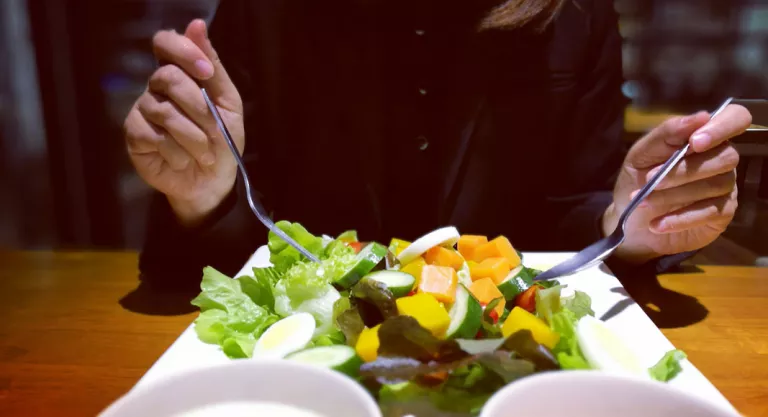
[128,104,191,171]
[152,29,214,80]
[642,171,736,212]
[124,106,159,155]
[627,111,710,170]
[689,104,752,153]
[136,92,212,167]
[646,142,739,190]
[650,190,738,234]
[148,64,217,134]
[184,19,240,111]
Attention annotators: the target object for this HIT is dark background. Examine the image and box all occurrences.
[1,0,767,261]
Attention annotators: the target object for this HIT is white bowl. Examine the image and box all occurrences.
[481,371,740,417]
[99,360,382,417]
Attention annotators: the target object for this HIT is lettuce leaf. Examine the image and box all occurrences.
[562,290,595,319]
[649,349,687,382]
[535,285,563,325]
[549,308,591,370]
[190,267,279,358]
[267,221,325,272]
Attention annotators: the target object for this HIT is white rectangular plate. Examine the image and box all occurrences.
[134,249,736,413]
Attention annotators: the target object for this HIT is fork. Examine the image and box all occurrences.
[201,88,321,264]
[533,97,734,281]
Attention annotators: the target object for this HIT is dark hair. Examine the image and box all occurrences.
[480,0,568,31]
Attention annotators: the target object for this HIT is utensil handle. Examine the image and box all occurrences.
[618,97,734,229]
[202,88,321,264]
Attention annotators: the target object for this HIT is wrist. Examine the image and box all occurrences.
[167,184,235,227]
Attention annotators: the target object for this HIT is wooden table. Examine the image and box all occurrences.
[0,252,766,417]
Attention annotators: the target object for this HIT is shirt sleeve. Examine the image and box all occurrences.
[138,0,265,291]
[545,0,693,275]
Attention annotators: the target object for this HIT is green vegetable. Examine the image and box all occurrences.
[334,300,365,346]
[535,285,563,325]
[365,271,416,298]
[497,266,533,300]
[649,349,687,382]
[446,284,483,339]
[350,277,399,327]
[287,345,363,376]
[337,230,358,242]
[190,267,279,358]
[562,290,595,318]
[549,308,591,370]
[268,221,325,272]
[335,242,388,288]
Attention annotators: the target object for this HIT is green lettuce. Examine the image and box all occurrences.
[562,290,595,319]
[267,221,325,272]
[549,308,592,370]
[535,285,563,325]
[649,349,687,382]
[191,267,279,358]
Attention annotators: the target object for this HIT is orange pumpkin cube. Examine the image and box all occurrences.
[457,235,488,261]
[418,265,459,304]
[469,277,505,317]
[424,246,464,270]
[469,257,512,284]
[472,236,522,268]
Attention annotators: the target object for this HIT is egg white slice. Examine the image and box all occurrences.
[396,226,461,265]
[252,313,316,360]
[576,315,648,378]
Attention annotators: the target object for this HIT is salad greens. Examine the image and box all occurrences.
[189,220,690,414]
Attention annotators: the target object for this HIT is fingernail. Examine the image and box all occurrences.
[195,60,213,78]
[200,152,215,166]
[691,132,712,149]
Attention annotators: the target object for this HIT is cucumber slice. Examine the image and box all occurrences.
[286,345,362,377]
[365,271,416,298]
[446,284,483,339]
[334,242,388,288]
[497,265,533,301]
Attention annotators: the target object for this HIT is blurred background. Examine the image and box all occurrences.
[1,0,766,264]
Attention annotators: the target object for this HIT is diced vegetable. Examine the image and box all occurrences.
[468,257,511,284]
[337,230,358,242]
[401,257,427,286]
[457,235,488,261]
[365,270,416,298]
[335,242,388,288]
[388,238,411,256]
[356,325,381,362]
[468,277,504,306]
[497,266,533,300]
[445,285,483,339]
[287,345,363,377]
[472,236,522,268]
[418,265,459,304]
[502,307,560,349]
[424,246,465,271]
[515,285,539,313]
[395,293,451,337]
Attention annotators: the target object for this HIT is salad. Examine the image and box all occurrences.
[190,221,686,415]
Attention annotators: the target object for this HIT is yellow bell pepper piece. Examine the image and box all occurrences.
[502,307,560,349]
[389,238,411,256]
[472,236,522,268]
[396,293,451,337]
[418,265,459,304]
[401,257,427,287]
[356,325,381,362]
[458,235,488,261]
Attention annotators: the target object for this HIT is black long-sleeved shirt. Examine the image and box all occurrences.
[139,0,635,290]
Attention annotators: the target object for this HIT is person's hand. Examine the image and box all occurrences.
[123,19,243,226]
[603,104,752,263]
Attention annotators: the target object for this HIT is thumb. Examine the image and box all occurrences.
[626,111,710,170]
[184,19,241,111]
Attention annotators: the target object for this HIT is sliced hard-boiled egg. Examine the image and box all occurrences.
[576,315,647,377]
[397,226,461,265]
[252,313,315,360]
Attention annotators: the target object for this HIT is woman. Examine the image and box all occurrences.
[123,0,751,290]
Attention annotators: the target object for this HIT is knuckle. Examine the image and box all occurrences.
[154,64,185,87]
[720,146,740,169]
